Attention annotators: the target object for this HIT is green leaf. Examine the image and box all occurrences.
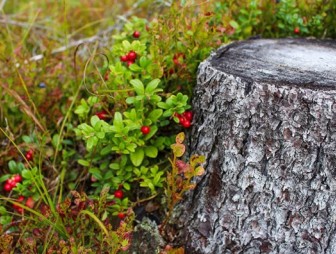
[87,136,98,150]
[100,145,112,155]
[22,135,32,143]
[139,56,149,67]
[229,20,239,29]
[123,182,131,191]
[141,166,149,175]
[0,206,7,214]
[87,96,99,106]
[144,125,158,140]
[89,167,102,180]
[148,109,163,122]
[126,97,135,104]
[122,40,131,49]
[145,79,161,94]
[134,168,141,177]
[130,79,145,95]
[8,160,17,173]
[22,169,31,179]
[113,112,124,130]
[90,115,100,127]
[78,159,90,167]
[144,146,158,158]
[130,148,144,167]
[153,172,164,185]
[109,163,120,170]
[0,174,10,183]
[157,102,169,109]
[129,63,142,72]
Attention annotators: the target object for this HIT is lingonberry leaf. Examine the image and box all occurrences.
[78,159,90,167]
[130,148,145,166]
[176,132,185,144]
[190,154,205,167]
[148,109,163,122]
[144,146,158,158]
[145,78,160,94]
[90,115,100,128]
[130,79,145,95]
[171,143,185,157]
[195,166,205,176]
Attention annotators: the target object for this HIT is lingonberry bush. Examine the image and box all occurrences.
[1,0,335,252]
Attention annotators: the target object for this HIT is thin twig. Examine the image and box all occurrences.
[0,18,47,30]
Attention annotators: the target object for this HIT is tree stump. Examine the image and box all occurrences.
[179,39,336,253]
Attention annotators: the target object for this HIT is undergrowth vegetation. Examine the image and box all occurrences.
[0,0,335,253]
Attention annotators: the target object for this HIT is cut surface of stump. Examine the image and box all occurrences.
[178,39,336,254]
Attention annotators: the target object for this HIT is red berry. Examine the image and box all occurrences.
[13,174,22,183]
[120,55,128,62]
[96,110,108,120]
[3,183,12,192]
[7,178,16,188]
[13,205,23,213]
[141,126,150,135]
[25,150,33,161]
[127,51,137,61]
[294,27,300,34]
[17,196,25,202]
[127,61,134,67]
[181,120,191,128]
[114,189,123,199]
[104,71,110,81]
[25,197,35,209]
[173,58,180,65]
[183,111,193,121]
[178,116,186,125]
[118,212,126,219]
[133,31,140,38]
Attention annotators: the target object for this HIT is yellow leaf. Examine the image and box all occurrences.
[175,132,185,144]
[195,166,205,176]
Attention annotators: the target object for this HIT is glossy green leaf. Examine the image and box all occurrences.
[144,146,158,158]
[148,109,163,122]
[130,79,145,95]
[130,148,144,167]
[145,79,160,94]
[78,159,90,167]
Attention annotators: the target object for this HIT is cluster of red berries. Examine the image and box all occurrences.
[3,174,22,192]
[25,149,34,161]
[141,125,150,135]
[175,111,193,128]
[120,50,137,67]
[13,196,34,213]
[96,110,108,120]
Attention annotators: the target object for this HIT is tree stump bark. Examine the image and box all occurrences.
[179,39,336,254]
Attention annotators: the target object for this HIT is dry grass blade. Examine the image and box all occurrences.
[0,83,46,132]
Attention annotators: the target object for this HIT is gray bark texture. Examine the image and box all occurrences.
[178,39,336,254]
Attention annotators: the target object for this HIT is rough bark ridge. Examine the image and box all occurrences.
[179,39,336,254]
